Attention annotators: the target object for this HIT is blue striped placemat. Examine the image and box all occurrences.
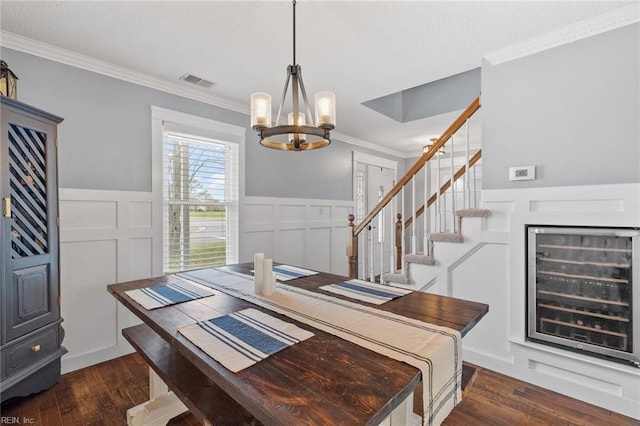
[272,265,319,281]
[319,279,412,305]
[125,281,215,310]
[178,308,314,372]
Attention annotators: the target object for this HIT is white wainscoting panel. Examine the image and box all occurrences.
[243,231,275,260]
[241,197,353,276]
[59,189,154,373]
[529,199,624,213]
[129,238,153,281]
[307,228,332,273]
[59,200,117,230]
[130,201,153,228]
[60,240,118,356]
[277,228,306,267]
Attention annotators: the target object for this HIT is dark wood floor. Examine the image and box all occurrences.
[1,353,638,425]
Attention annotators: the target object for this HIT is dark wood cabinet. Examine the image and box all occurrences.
[1,97,67,403]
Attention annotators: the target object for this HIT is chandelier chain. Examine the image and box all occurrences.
[292,0,297,66]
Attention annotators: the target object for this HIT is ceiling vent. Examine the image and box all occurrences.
[179,73,215,89]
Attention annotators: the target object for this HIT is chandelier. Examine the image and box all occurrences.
[250,0,335,151]
[424,138,445,155]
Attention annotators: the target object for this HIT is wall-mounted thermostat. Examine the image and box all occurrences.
[509,165,536,181]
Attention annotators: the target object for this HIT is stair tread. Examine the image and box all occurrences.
[405,253,435,265]
[455,208,490,218]
[381,273,410,284]
[429,232,464,243]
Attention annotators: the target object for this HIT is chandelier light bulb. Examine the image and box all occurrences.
[315,92,335,129]
[251,93,272,129]
[288,112,306,144]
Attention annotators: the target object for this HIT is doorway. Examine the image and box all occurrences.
[353,152,397,281]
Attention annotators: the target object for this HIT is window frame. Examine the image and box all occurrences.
[151,106,245,276]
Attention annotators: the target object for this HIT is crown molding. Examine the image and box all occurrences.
[0,30,410,158]
[0,30,250,115]
[484,4,640,66]
[332,131,408,158]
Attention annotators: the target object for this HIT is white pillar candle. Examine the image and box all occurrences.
[262,258,274,296]
[263,271,277,296]
[253,253,264,294]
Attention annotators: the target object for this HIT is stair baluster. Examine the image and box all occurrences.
[368,223,374,282]
[450,135,456,233]
[347,214,357,279]
[389,199,395,276]
[400,186,405,276]
[379,206,385,284]
[436,149,442,232]
[411,175,416,254]
[395,213,402,271]
[473,163,478,209]
[465,118,471,210]
[423,162,429,255]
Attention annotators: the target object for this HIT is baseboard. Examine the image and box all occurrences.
[61,341,135,374]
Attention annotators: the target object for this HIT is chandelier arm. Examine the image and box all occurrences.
[296,69,315,125]
[292,67,299,119]
[274,70,292,125]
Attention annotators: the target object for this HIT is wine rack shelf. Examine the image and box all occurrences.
[537,290,629,307]
[540,318,627,350]
[537,303,629,322]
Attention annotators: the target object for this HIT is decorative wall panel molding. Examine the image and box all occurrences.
[241,197,353,276]
[58,189,153,373]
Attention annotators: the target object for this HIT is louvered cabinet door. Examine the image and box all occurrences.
[1,98,62,344]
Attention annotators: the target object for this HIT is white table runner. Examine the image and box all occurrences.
[178,267,461,426]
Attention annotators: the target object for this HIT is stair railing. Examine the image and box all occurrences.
[404,149,482,229]
[347,96,481,280]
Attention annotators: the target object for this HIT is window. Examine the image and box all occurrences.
[153,108,243,274]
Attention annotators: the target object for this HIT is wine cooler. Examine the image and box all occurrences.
[527,226,639,367]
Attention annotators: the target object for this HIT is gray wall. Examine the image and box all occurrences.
[362,68,480,124]
[2,47,401,200]
[481,23,639,189]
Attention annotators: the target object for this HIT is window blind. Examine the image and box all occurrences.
[162,130,239,273]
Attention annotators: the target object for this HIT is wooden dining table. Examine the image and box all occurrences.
[107,263,489,425]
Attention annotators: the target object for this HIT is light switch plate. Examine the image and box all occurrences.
[509,165,535,181]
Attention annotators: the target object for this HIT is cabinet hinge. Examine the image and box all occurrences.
[55,137,59,149]
[57,296,61,307]
[2,197,10,217]
[56,216,61,227]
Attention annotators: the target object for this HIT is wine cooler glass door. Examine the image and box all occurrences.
[528,226,639,367]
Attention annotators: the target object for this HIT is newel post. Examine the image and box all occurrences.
[395,213,403,271]
[347,214,357,279]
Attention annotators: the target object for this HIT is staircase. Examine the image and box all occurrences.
[347,96,488,289]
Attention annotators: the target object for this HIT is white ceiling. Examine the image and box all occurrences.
[0,1,632,156]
